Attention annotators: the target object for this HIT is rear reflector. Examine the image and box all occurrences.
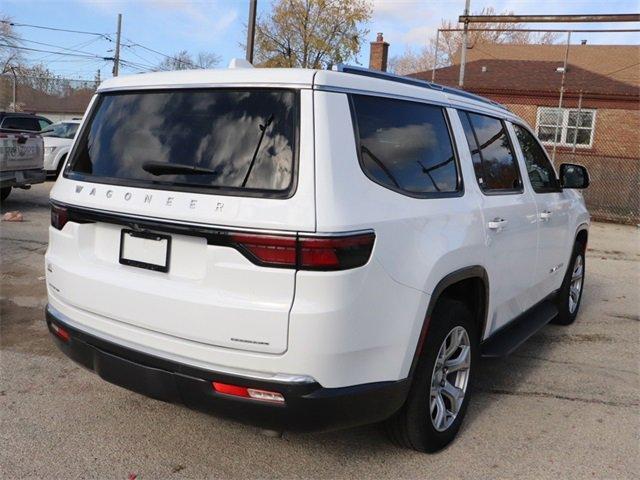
[51,204,68,230]
[230,232,375,270]
[212,382,285,403]
[50,322,70,342]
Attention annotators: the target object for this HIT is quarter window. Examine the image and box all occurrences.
[459,111,522,193]
[513,124,560,193]
[351,95,459,196]
[536,107,595,148]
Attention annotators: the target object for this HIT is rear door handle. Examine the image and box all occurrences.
[487,218,508,231]
[540,210,552,221]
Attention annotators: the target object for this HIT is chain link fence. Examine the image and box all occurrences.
[0,74,98,123]
[422,33,640,225]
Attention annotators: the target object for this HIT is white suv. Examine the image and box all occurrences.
[45,64,590,452]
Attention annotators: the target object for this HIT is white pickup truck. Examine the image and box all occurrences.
[0,129,46,202]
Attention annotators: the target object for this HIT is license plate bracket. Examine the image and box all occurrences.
[119,229,171,273]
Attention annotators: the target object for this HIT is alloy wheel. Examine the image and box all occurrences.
[429,326,471,432]
[569,254,584,314]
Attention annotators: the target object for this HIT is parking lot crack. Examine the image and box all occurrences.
[477,387,638,408]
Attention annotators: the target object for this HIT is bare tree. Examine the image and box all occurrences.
[156,50,220,71]
[1,15,25,74]
[388,46,433,76]
[389,8,560,76]
[195,52,221,69]
[254,0,372,68]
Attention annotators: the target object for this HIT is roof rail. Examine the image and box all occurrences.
[332,64,509,112]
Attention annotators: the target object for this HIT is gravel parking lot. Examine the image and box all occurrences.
[1,183,638,479]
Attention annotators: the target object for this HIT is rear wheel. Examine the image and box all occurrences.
[386,298,478,452]
[0,187,11,202]
[553,242,586,325]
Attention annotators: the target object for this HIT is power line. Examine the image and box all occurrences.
[1,19,112,39]
[0,43,109,60]
[123,38,200,69]
[32,36,105,63]
[3,34,108,58]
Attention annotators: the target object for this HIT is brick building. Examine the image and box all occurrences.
[408,44,640,224]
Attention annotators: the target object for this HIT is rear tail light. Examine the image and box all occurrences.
[230,232,375,270]
[212,382,285,403]
[49,322,70,342]
[51,204,68,230]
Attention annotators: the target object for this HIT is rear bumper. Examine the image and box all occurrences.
[46,304,410,432]
[0,168,46,189]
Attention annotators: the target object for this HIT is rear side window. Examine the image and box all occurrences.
[512,124,560,193]
[459,111,522,193]
[1,116,40,131]
[67,89,298,196]
[350,95,460,197]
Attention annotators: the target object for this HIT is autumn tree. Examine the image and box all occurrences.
[156,50,221,71]
[389,8,559,76]
[254,0,372,68]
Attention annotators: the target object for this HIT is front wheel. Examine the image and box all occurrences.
[553,243,586,325]
[386,298,478,452]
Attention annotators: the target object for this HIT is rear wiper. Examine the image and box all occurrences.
[241,114,274,188]
[142,161,219,176]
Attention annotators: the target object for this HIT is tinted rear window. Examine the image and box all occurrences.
[459,111,522,193]
[1,116,40,131]
[67,89,298,195]
[351,95,459,197]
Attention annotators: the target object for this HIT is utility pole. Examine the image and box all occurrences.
[246,0,257,63]
[551,31,571,164]
[458,0,471,87]
[10,67,17,112]
[113,13,122,76]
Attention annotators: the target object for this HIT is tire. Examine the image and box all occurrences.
[552,242,586,325]
[386,298,478,452]
[0,187,11,202]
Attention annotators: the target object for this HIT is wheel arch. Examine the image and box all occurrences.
[575,223,589,249]
[408,266,489,378]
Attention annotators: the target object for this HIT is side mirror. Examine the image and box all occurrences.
[559,163,589,189]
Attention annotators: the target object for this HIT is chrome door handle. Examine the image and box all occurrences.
[487,218,508,230]
[540,210,552,221]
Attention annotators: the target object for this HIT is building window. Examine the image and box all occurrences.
[536,107,596,148]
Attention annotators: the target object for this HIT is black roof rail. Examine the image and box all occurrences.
[332,64,509,112]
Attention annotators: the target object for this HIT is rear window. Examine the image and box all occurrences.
[1,116,40,131]
[67,89,298,196]
[350,95,460,197]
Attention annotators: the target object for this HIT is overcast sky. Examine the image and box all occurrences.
[2,0,638,80]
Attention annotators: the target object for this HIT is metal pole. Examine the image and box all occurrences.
[458,13,640,23]
[113,13,122,76]
[572,91,583,154]
[246,0,257,63]
[552,31,571,163]
[458,0,471,87]
[10,67,17,112]
[432,29,440,82]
